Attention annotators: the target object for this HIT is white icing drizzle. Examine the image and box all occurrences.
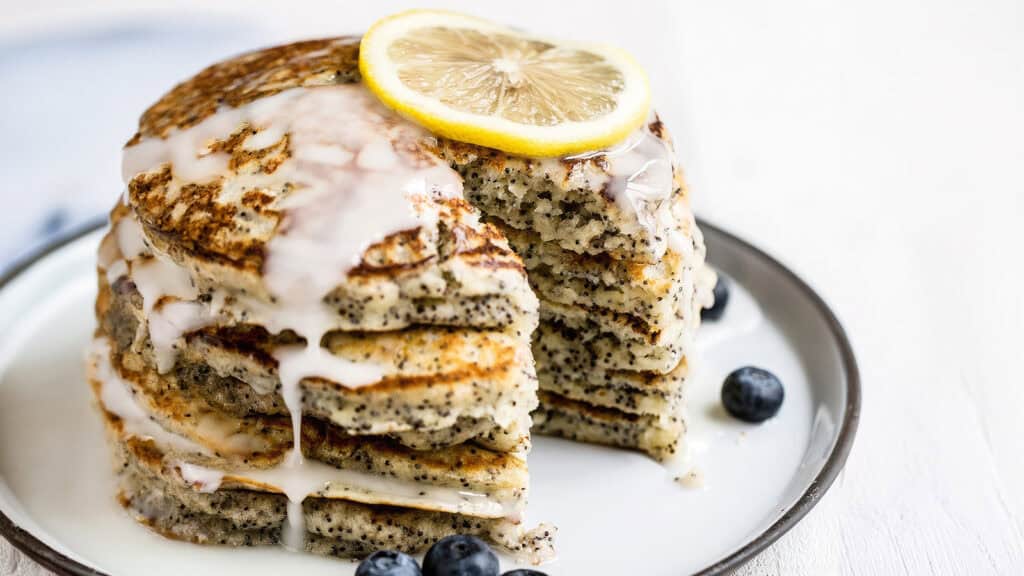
[190,408,272,455]
[667,229,691,257]
[109,215,222,373]
[146,301,216,373]
[88,339,209,457]
[564,117,679,259]
[130,257,202,373]
[176,462,225,493]
[241,457,511,518]
[131,257,196,307]
[114,215,149,260]
[120,84,469,551]
[104,260,128,286]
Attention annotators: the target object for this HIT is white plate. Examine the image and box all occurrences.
[0,220,859,576]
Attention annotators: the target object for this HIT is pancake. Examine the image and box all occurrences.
[531,247,712,365]
[438,68,713,461]
[503,217,705,338]
[120,38,504,304]
[119,38,532,330]
[90,338,529,512]
[437,114,688,263]
[531,392,684,461]
[119,194,534,333]
[98,271,535,452]
[537,311,685,375]
[524,260,711,460]
[110,412,555,561]
[535,365,684,418]
[534,325,688,417]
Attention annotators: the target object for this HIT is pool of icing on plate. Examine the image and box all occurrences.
[672,274,767,487]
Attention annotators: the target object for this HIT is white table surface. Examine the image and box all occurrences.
[1,1,1022,574]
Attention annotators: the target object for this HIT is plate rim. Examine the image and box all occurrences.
[0,218,860,576]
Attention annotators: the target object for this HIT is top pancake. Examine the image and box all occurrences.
[437,117,689,263]
[125,37,362,279]
[120,38,533,316]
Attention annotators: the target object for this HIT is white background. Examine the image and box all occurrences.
[1,1,1022,574]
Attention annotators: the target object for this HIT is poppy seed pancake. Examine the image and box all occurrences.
[530,391,685,462]
[98,271,535,452]
[441,94,713,461]
[90,341,531,506]
[92,36,549,560]
[91,27,711,564]
[107,410,554,560]
[435,115,689,263]
[533,322,689,417]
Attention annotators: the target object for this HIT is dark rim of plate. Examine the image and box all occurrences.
[0,217,860,576]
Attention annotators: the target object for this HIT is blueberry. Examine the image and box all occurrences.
[356,550,422,576]
[721,366,784,423]
[702,274,730,321]
[423,535,499,576]
[501,571,548,576]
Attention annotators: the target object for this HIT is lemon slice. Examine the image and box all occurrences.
[359,9,650,157]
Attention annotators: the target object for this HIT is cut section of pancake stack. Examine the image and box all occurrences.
[439,117,714,462]
[89,38,552,561]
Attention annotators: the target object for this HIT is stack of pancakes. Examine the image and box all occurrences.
[89,38,552,560]
[439,118,713,462]
[89,33,712,561]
